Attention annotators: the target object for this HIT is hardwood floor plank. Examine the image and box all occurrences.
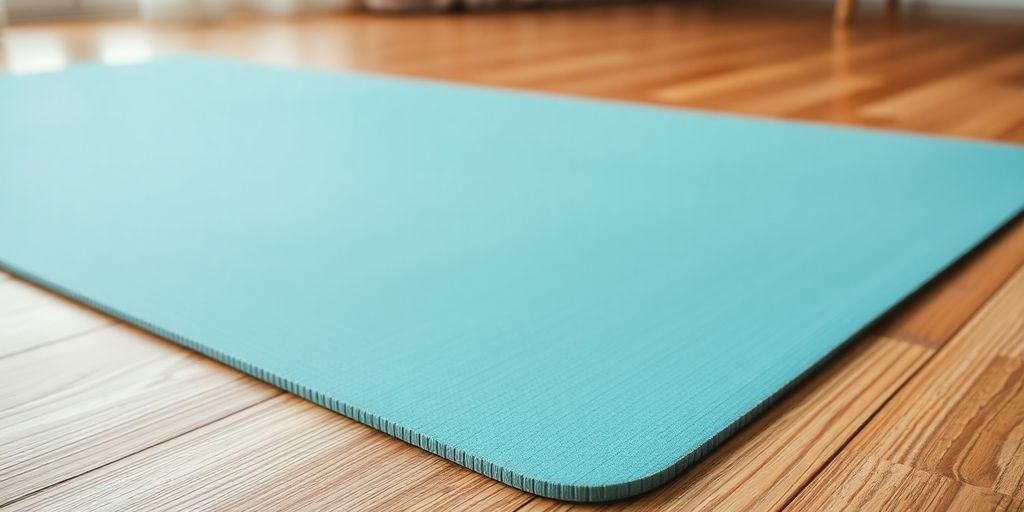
[459,22,821,88]
[948,88,1024,140]
[724,74,881,117]
[875,217,1024,348]
[470,50,635,85]
[0,279,114,358]
[0,324,279,506]
[547,27,833,98]
[389,15,695,78]
[0,304,112,359]
[649,51,832,104]
[853,40,1024,138]
[6,395,532,512]
[0,280,62,317]
[789,265,1024,509]
[861,46,1024,123]
[785,456,1021,511]
[645,29,937,106]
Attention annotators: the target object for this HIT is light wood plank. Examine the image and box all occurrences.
[0,305,112,358]
[0,279,114,358]
[0,280,61,317]
[789,265,1024,509]
[0,324,280,507]
[7,395,533,512]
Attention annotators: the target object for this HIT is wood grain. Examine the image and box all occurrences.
[0,279,64,318]
[789,265,1024,510]
[788,456,1022,511]
[0,325,280,507]
[876,217,1024,348]
[0,279,113,358]
[7,395,533,512]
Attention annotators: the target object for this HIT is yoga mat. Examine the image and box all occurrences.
[2,56,1023,501]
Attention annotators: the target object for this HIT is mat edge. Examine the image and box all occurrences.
[3,211,1020,502]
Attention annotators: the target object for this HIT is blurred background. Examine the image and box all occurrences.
[2,0,1024,21]
[1,0,1022,142]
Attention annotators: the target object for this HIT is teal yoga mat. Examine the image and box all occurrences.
[2,56,1023,501]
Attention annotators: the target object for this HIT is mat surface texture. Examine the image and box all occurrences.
[2,57,1023,501]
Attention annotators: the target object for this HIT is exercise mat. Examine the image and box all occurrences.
[2,56,1023,501]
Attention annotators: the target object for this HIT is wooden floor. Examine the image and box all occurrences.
[2,2,1024,510]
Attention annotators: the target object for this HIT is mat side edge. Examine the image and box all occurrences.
[3,208,1021,502]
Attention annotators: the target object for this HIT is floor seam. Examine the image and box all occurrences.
[512,496,538,511]
[0,322,117,362]
[0,391,285,510]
